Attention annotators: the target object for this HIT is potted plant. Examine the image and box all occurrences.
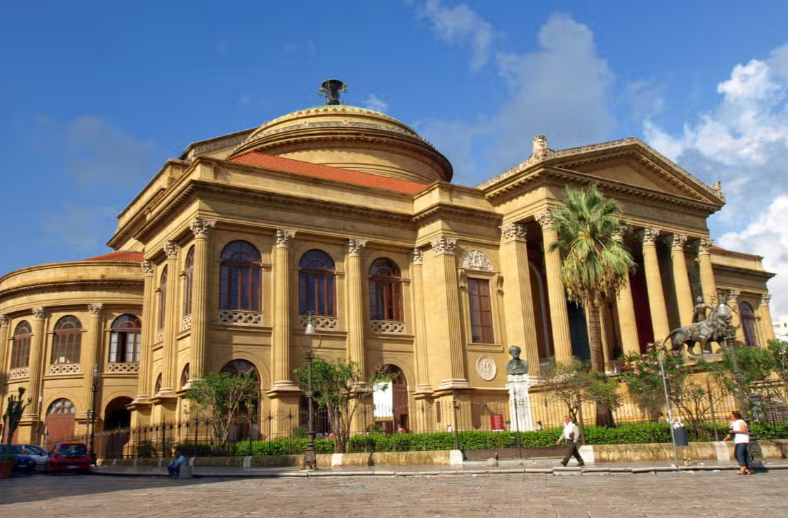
[1,387,30,478]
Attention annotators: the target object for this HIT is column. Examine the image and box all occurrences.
[271,228,297,390]
[535,212,572,364]
[728,290,742,342]
[760,294,776,342]
[346,238,367,372]
[189,218,216,381]
[136,260,155,400]
[0,315,9,405]
[697,238,717,304]
[81,304,103,418]
[500,223,541,377]
[25,308,47,418]
[638,227,671,341]
[411,248,432,394]
[613,227,640,355]
[431,237,468,389]
[670,233,695,326]
[159,241,179,394]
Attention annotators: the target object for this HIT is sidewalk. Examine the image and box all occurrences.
[91,457,788,478]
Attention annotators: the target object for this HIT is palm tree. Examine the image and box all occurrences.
[548,184,635,372]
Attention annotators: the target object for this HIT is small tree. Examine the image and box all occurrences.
[767,339,788,390]
[3,387,30,458]
[294,357,390,453]
[185,372,258,450]
[541,357,621,442]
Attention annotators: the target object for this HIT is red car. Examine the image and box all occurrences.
[45,442,91,474]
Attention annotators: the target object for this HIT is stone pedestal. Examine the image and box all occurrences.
[506,374,534,432]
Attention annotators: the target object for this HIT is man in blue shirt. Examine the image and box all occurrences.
[167,450,186,478]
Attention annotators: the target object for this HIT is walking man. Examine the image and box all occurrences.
[556,415,584,467]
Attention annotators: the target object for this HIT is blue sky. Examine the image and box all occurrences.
[2,0,788,315]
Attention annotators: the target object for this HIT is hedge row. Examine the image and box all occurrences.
[170,422,788,457]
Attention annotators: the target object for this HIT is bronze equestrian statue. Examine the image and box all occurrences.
[662,302,733,356]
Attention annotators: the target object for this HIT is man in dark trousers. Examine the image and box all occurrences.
[556,415,585,467]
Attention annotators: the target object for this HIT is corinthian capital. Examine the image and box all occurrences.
[612,225,629,241]
[87,303,104,317]
[431,236,457,256]
[164,241,179,259]
[190,218,216,238]
[412,248,423,265]
[32,307,47,320]
[535,211,554,230]
[501,223,527,243]
[637,227,660,245]
[346,238,368,255]
[0,314,8,327]
[275,228,296,247]
[670,233,688,251]
[698,237,715,254]
[761,293,771,306]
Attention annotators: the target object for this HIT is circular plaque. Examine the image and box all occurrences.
[476,355,497,381]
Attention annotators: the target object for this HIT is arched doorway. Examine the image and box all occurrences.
[373,365,409,434]
[220,360,260,440]
[102,397,132,459]
[45,399,76,450]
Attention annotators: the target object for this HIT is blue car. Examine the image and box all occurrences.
[0,445,37,475]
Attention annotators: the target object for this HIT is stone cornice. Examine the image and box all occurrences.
[0,279,143,304]
[412,202,501,227]
[711,264,776,281]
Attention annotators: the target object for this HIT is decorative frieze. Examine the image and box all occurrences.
[501,223,527,243]
[431,237,457,256]
[275,228,296,247]
[9,367,29,379]
[411,248,423,265]
[370,320,406,334]
[461,250,494,272]
[182,314,193,331]
[164,241,179,259]
[298,314,338,331]
[49,363,80,375]
[189,218,216,238]
[142,260,155,275]
[87,303,104,316]
[346,238,368,255]
[217,310,262,326]
[107,362,140,373]
[32,307,46,320]
[637,227,660,245]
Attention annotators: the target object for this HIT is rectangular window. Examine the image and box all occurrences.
[468,278,494,343]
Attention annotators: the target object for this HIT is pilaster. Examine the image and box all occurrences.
[697,238,717,304]
[499,223,540,376]
[159,241,179,394]
[26,307,47,418]
[760,294,776,342]
[638,227,670,342]
[346,238,367,372]
[410,248,432,394]
[536,212,572,364]
[81,303,103,418]
[0,315,9,407]
[271,229,299,392]
[136,260,155,401]
[612,227,639,355]
[189,218,216,381]
[727,289,742,342]
[670,233,694,326]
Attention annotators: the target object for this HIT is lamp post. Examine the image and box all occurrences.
[656,346,680,472]
[89,364,99,466]
[300,313,322,470]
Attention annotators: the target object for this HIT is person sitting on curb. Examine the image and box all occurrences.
[167,450,186,478]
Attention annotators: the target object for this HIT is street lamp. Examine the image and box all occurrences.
[89,364,99,466]
[300,313,322,470]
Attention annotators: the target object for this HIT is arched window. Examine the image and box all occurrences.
[221,359,258,378]
[299,250,336,316]
[11,321,32,369]
[47,398,76,414]
[180,364,190,390]
[369,258,403,321]
[183,246,195,317]
[158,266,168,330]
[51,316,82,364]
[109,314,142,362]
[739,302,759,347]
[219,241,261,311]
[154,373,162,394]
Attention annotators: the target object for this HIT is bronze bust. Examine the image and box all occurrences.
[505,345,529,376]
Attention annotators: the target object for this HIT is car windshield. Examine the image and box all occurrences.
[59,444,87,458]
[25,445,47,455]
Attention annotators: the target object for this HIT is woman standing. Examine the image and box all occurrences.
[724,411,754,475]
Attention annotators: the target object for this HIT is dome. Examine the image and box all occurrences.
[230,80,452,184]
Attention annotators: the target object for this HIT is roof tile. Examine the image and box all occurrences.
[81,251,144,262]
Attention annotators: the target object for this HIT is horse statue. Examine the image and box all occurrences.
[662,302,733,356]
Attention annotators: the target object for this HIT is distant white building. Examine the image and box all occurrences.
[774,315,788,341]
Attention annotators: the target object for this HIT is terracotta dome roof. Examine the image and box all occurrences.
[81,251,144,262]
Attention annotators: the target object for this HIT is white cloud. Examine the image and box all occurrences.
[417,0,497,71]
[363,94,389,113]
[644,48,788,317]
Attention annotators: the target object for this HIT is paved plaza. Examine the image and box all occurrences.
[1,470,786,518]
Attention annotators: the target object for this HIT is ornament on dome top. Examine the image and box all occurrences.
[318,79,347,105]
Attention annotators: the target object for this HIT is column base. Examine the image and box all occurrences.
[268,381,301,395]
[437,379,470,391]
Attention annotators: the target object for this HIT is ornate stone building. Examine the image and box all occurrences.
[0,80,776,445]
